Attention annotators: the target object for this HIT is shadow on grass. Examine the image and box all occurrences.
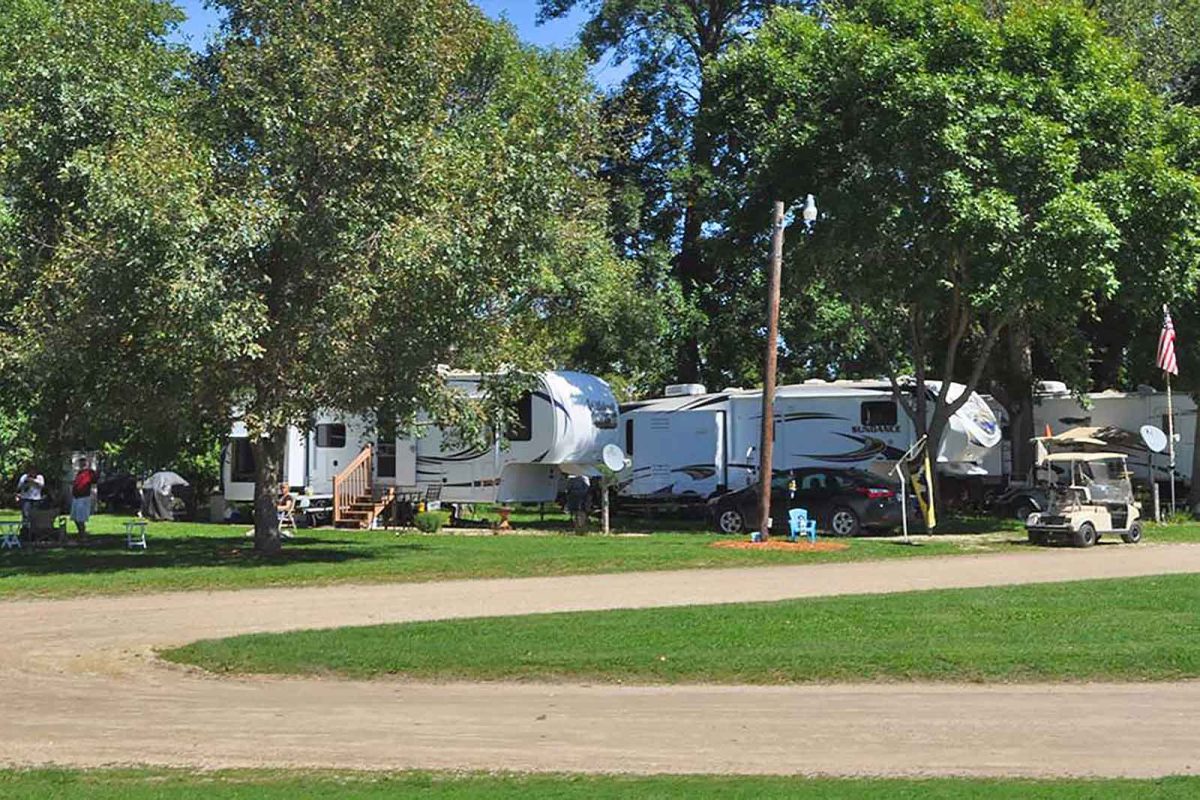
[0,531,413,579]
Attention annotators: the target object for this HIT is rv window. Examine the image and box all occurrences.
[376,416,397,478]
[316,423,347,448]
[590,398,619,430]
[230,438,256,483]
[505,392,533,442]
[801,473,829,491]
[625,419,634,456]
[861,401,898,427]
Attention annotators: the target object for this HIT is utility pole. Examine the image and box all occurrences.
[757,200,786,541]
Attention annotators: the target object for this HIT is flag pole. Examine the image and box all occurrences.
[1167,370,1177,516]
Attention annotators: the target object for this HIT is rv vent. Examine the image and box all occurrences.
[664,383,706,397]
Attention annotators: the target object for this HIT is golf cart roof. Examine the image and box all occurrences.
[1043,452,1127,463]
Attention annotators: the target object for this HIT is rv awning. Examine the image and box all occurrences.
[1034,426,1147,451]
[1042,451,1126,463]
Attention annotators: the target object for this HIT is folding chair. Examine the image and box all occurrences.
[124,520,148,550]
[278,508,296,538]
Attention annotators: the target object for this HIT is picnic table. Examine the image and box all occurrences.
[0,521,20,550]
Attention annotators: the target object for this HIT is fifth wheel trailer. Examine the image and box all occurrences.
[617,379,1001,506]
[222,371,622,518]
[1032,382,1196,487]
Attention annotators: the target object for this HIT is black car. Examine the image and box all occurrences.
[707,468,913,537]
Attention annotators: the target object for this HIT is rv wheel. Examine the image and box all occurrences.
[1072,522,1097,548]
[829,507,860,537]
[716,508,745,534]
[1121,521,1143,544]
[1013,501,1036,522]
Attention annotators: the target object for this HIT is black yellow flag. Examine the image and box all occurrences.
[904,441,937,530]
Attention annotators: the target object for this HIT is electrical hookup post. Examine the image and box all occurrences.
[892,436,937,544]
[1157,304,1179,516]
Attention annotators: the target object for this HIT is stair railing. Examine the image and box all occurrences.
[333,444,373,525]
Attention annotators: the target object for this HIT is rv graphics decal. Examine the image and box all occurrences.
[679,394,731,411]
[797,434,907,463]
[673,465,717,480]
[782,412,845,422]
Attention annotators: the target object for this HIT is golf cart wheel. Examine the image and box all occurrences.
[829,507,861,537]
[1121,521,1143,544]
[716,508,746,534]
[1072,522,1097,548]
[1027,530,1045,546]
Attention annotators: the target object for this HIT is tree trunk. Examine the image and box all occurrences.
[673,79,715,385]
[251,429,286,555]
[926,409,948,517]
[1004,323,1036,478]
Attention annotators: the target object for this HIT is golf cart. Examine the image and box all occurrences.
[1024,452,1142,548]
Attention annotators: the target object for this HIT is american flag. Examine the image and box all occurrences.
[1158,305,1178,376]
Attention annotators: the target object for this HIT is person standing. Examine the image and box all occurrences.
[15,464,45,534]
[564,474,591,533]
[70,458,98,539]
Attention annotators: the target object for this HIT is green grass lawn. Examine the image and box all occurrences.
[3,769,1198,799]
[0,509,1033,599]
[165,573,1200,684]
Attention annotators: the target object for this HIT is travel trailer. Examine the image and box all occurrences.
[222,371,622,524]
[1033,382,1196,487]
[617,379,1001,507]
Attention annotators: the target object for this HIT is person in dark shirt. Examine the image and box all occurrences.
[565,474,591,532]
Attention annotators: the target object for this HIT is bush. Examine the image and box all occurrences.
[414,511,446,533]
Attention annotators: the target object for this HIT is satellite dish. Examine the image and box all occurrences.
[602,443,628,472]
[1141,425,1168,454]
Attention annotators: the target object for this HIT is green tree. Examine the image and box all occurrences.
[540,0,817,387]
[198,0,636,550]
[712,0,1200,462]
[1086,0,1200,100]
[0,0,232,485]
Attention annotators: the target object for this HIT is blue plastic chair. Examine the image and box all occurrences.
[788,508,817,543]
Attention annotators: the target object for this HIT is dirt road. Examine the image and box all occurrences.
[4,544,1200,777]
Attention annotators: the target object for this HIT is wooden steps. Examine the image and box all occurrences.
[333,486,396,530]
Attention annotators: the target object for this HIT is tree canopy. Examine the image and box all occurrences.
[0,0,230,475]
[1,0,639,547]
[711,0,1200,448]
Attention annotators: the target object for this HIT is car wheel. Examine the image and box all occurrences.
[1013,500,1036,522]
[716,508,746,534]
[1121,521,1143,544]
[1072,521,1097,548]
[828,507,860,537]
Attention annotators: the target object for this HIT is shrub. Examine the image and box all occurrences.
[414,511,446,533]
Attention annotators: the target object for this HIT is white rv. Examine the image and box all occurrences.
[1033,381,1195,486]
[617,379,1001,505]
[222,371,622,519]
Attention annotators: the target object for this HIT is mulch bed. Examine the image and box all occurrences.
[710,539,849,552]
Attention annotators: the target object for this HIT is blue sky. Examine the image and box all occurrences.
[172,0,628,85]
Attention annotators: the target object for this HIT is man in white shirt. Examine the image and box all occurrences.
[15,464,45,534]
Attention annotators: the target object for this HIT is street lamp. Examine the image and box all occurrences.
[756,194,817,542]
